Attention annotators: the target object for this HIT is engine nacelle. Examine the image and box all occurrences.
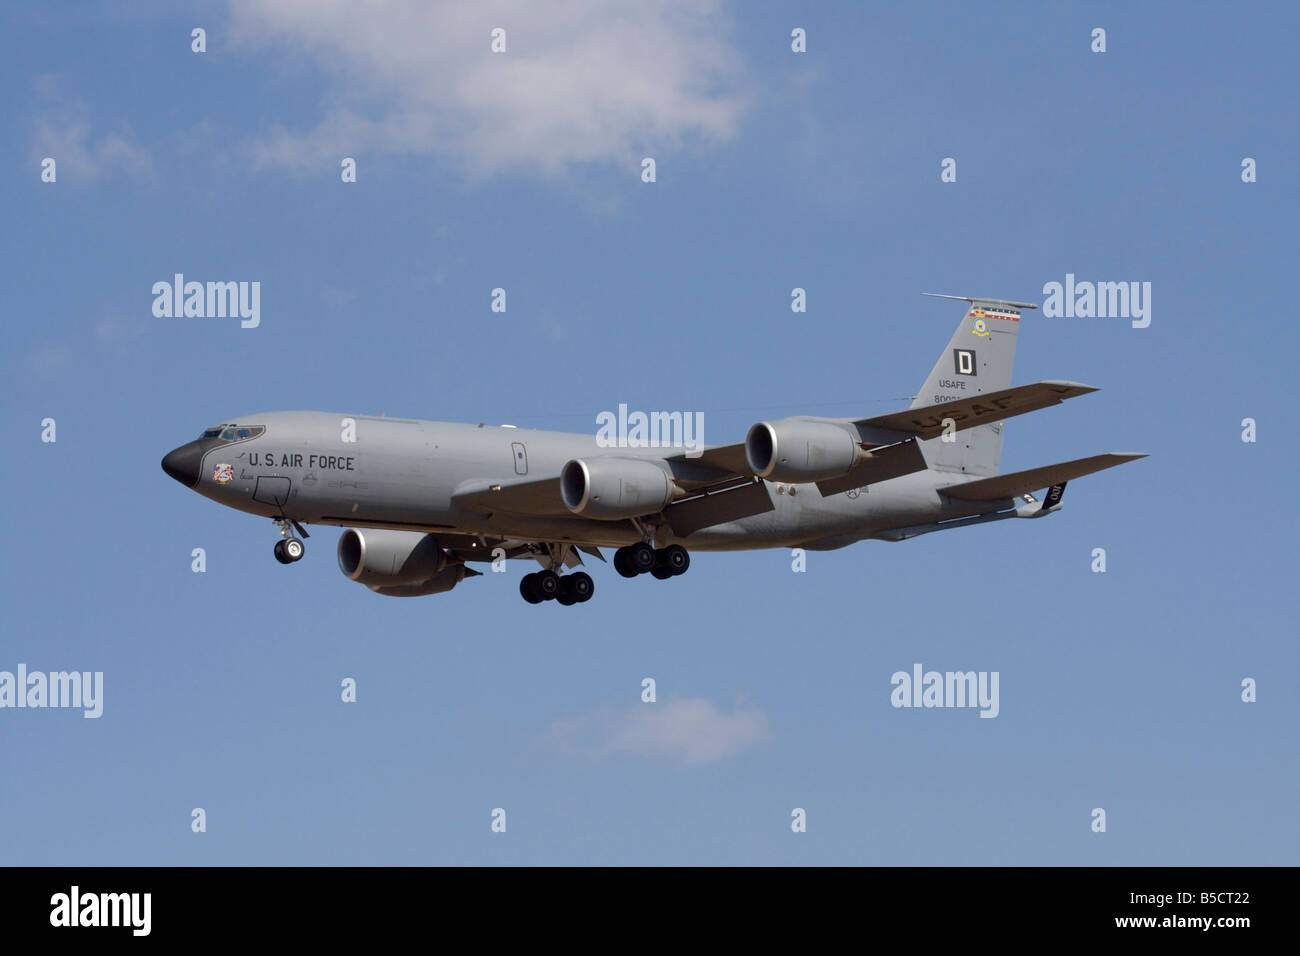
[745,419,862,483]
[337,528,450,591]
[560,457,676,519]
[369,565,469,598]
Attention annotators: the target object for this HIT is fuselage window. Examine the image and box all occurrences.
[220,428,237,440]
[200,428,222,439]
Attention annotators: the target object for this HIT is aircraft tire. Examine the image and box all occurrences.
[627,542,656,575]
[520,573,544,603]
[661,545,689,575]
[568,572,594,602]
[613,548,638,578]
[535,569,560,600]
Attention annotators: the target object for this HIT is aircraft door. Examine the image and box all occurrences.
[511,442,528,475]
[253,476,292,507]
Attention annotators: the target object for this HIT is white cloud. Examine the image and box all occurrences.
[29,76,152,182]
[545,696,769,766]
[229,0,749,176]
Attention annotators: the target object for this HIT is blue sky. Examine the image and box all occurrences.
[2,1,1296,865]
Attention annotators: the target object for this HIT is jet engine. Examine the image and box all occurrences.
[560,458,678,519]
[337,528,466,596]
[745,419,864,483]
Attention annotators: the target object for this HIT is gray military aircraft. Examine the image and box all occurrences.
[162,294,1144,605]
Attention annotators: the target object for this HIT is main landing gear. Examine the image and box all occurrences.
[613,543,689,580]
[516,538,687,605]
[272,516,307,564]
[520,570,594,605]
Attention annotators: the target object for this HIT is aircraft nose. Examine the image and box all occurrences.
[161,442,203,488]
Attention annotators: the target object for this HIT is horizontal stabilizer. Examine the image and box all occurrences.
[921,293,1040,310]
[857,381,1098,440]
[941,453,1147,501]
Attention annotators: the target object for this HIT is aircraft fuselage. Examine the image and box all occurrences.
[163,410,1000,553]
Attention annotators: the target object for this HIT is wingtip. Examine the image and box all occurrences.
[1041,379,1099,393]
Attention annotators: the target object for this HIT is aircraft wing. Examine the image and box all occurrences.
[665,381,1098,500]
[451,476,568,516]
[940,452,1147,501]
[451,471,776,538]
[854,380,1097,440]
[813,439,929,496]
[451,385,1116,529]
[680,442,751,476]
[664,478,774,537]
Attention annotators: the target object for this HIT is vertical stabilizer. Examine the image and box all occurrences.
[912,294,1038,476]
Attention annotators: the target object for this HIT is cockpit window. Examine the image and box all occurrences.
[223,425,263,441]
[202,424,263,441]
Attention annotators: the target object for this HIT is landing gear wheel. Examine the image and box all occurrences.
[651,566,673,580]
[627,541,656,575]
[614,548,638,578]
[534,569,560,600]
[660,544,689,576]
[556,578,579,606]
[272,517,309,564]
[568,571,594,603]
[520,573,544,604]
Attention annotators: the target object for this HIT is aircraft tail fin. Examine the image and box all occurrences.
[912,294,1038,476]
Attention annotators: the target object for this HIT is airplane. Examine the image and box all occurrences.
[161,294,1145,605]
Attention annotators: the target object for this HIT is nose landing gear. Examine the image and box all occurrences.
[272,516,308,564]
[274,538,305,564]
